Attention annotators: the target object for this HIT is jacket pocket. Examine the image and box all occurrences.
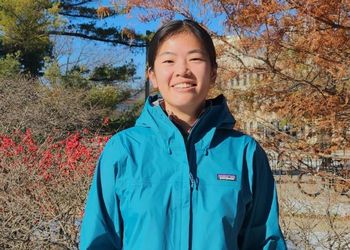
[116,180,180,214]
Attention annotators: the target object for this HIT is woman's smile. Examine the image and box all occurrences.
[172,82,197,89]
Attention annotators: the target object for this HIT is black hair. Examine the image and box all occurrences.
[147,19,217,70]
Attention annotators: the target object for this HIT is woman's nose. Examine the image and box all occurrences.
[175,61,190,77]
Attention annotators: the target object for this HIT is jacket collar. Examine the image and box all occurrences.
[135,94,236,151]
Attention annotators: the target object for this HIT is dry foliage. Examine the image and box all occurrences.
[123,0,350,156]
[0,164,89,249]
[276,174,350,249]
[0,129,108,249]
[0,76,110,138]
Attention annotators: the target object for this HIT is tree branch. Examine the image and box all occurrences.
[287,0,350,30]
[58,11,117,19]
[49,31,147,48]
[59,0,93,8]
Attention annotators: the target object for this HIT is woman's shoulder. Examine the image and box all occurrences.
[103,125,154,151]
[114,125,155,142]
[220,128,258,147]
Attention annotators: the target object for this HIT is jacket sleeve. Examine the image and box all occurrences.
[80,137,123,250]
[238,141,287,250]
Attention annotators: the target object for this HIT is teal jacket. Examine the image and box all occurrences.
[80,94,286,249]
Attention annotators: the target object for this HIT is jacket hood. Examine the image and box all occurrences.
[135,94,236,142]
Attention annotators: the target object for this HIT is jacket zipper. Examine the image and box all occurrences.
[187,109,209,189]
[189,172,198,189]
[188,150,196,250]
[186,107,210,249]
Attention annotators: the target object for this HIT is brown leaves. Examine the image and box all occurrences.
[123,0,350,155]
[121,27,136,40]
[97,6,112,18]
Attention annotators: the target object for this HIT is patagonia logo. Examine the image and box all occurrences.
[217,174,237,181]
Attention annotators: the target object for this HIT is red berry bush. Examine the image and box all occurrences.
[0,129,110,249]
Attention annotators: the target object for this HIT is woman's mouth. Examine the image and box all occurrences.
[172,83,196,89]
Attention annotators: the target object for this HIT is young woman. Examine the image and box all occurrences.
[80,19,286,250]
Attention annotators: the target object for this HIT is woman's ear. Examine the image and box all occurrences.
[148,67,158,88]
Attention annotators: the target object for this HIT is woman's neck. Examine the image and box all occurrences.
[163,102,205,133]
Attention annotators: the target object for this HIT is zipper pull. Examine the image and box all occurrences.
[189,172,199,189]
[189,172,195,189]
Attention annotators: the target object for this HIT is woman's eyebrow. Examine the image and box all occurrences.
[188,49,206,55]
[158,51,176,57]
[158,49,206,57]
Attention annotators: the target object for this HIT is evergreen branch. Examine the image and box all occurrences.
[58,0,93,8]
[49,31,147,48]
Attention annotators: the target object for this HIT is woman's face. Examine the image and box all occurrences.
[148,32,216,115]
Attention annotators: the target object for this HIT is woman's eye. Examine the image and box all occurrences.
[190,58,204,61]
[162,60,174,64]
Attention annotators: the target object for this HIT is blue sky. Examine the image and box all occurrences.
[54,5,159,88]
[53,1,225,88]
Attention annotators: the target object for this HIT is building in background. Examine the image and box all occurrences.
[215,36,349,159]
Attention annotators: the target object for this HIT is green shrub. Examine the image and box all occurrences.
[0,53,21,77]
[86,85,131,109]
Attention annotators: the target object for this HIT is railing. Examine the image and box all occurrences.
[267,152,350,198]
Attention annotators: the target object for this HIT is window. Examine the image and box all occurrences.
[257,122,265,133]
[243,74,247,86]
[249,121,254,131]
[256,73,261,82]
[230,78,235,88]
